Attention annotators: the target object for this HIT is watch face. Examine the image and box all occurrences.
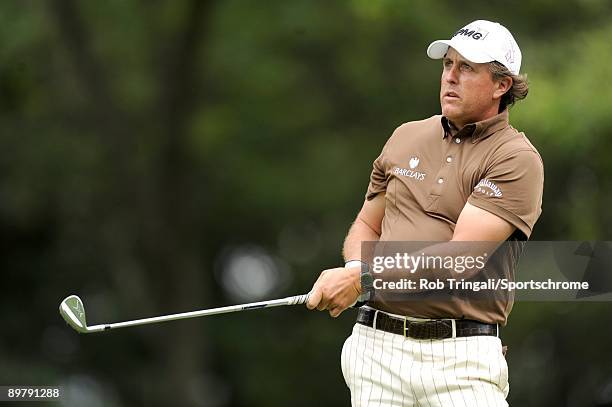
[361,271,374,288]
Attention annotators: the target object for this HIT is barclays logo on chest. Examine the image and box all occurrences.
[394,156,426,181]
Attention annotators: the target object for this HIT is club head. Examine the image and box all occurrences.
[59,295,89,333]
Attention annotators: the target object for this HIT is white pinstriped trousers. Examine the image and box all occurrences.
[341,321,509,407]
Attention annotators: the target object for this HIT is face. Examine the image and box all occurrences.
[440,48,510,128]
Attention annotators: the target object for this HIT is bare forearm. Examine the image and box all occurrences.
[306,194,385,317]
[342,218,381,262]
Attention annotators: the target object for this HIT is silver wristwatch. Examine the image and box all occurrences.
[345,260,374,302]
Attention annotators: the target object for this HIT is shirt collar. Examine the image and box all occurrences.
[441,109,510,143]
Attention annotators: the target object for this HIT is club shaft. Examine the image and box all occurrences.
[86,293,310,332]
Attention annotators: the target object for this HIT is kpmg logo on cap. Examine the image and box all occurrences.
[452,27,489,41]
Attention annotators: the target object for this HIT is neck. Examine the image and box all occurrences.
[451,104,501,130]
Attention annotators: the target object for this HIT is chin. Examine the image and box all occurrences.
[441,105,460,120]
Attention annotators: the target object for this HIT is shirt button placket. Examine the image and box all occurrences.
[434,136,459,195]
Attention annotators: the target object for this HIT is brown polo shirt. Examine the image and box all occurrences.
[365,109,544,325]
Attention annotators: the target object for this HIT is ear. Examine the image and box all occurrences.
[493,76,512,99]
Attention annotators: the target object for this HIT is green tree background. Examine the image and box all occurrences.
[1,1,611,406]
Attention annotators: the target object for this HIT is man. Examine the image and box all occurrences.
[306,20,544,406]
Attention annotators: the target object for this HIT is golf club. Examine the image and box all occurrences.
[59,292,310,334]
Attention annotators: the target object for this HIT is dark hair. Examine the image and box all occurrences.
[489,61,529,112]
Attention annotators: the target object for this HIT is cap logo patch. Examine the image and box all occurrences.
[505,39,515,64]
[452,27,489,41]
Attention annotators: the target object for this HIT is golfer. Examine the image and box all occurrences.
[307,20,543,406]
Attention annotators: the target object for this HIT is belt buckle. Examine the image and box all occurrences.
[403,318,457,339]
[402,318,428,338]
[403,318,424,338]
[404,317,429,339]
[403,319,433,339]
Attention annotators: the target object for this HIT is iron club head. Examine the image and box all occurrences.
[59,295,89,333]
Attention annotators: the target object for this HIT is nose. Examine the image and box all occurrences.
[443,65,459,85]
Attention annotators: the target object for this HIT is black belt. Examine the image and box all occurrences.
[356,308,499,340]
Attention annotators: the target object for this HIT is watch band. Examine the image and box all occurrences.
[345,260,368,271]
[345,260,374,302]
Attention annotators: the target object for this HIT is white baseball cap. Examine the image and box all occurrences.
[427,20,522,75]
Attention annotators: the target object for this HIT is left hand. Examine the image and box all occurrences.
[306,266,361,317]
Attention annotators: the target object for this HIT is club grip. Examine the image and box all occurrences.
[288,292,311,305]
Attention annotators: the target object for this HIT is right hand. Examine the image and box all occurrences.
[306,266,361,318]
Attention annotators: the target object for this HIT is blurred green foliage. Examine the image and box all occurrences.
[1,0,611,406]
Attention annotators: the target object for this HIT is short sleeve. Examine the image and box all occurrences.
[365,141,390,200]
[467,149,544,238]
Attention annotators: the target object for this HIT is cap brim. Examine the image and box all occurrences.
[427,39,494,64]
[427,40,452,59]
